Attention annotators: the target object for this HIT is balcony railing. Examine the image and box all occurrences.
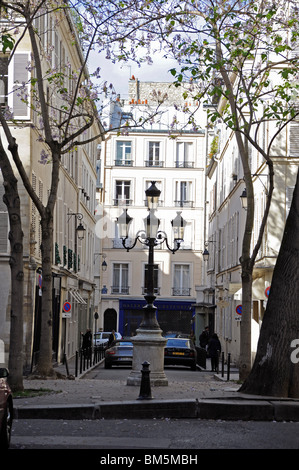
[111,286,130,295]
[175,161,194,168]
[115,159,133,166]
[113,198,133,206]
[172,287,191,296]
[174,200,194,208]
[144,160,164,167]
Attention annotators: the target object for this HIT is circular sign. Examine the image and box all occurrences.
[265,286,270,298]
[236,304,242,315]
[63,301,71,313]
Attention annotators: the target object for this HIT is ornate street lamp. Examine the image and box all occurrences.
[240,187,248,210]
[67,212,86,271]
[117,182,186,386]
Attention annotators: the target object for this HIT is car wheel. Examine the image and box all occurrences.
[191,364,197,371]
[0,401,13,449]
[104,362,112,369]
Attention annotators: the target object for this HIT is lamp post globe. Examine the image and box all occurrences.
[145,181,161,210]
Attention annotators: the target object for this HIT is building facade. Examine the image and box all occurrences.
[0,8,103,370]
[200,119,299,364]
[97,78,207,340]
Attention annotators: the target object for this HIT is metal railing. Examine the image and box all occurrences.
[75,345,106,377]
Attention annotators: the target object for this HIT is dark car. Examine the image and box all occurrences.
[104,340,133,368]
[164,338,197,370]
[0,368,13,449]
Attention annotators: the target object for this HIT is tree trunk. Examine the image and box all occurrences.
[240,168,299,397]
[239,271,253,382]
[0,144,24,392]
[35,213,55,377]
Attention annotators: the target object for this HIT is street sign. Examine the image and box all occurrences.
[236,304,242,315]
[265,286,270,298]
[62,301,72,318]
[63,301,71,312]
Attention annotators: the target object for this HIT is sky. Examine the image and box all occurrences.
[89,50,178,98]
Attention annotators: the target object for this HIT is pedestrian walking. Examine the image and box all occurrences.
[199,326,210,349]
[208,333,221,372]
[108,329,116,347]
[82,329,92,359]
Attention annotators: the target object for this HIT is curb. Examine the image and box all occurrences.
[14,397,299,422]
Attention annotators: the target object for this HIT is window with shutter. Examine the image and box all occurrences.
[0,56,8,109]
[286,186,295,218]
[289,123,299,157]
[8,52,31,119]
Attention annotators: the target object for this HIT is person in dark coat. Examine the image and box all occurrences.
[82,329,92,349]
[199,326,210,349]
[108,330,116,347]
[82,329,92,359]
[207,333,221,372]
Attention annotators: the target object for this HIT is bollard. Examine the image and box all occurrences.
[63,353,69,377]
[221,352,224,377]
[137,361,153,400]
[227,352,231,381]
[80,349,83,374]
[75,351,78,377]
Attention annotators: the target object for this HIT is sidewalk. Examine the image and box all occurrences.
[13,357,299,422]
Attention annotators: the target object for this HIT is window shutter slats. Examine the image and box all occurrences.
[8,52,31,119]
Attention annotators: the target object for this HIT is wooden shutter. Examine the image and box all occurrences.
[289,122,299,157]
[8,52,31,119]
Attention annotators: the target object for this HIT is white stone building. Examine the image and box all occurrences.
[0,8,103,370]
[97,78,207,340]
[200,119,299,364]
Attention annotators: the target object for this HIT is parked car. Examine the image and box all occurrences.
[93,331,122,347]
[0,368,13,449]
[164,338,197,370]
[104,340,133,368]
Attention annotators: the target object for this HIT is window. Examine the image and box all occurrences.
[0,56,8,109]
[116,141,132,166]
[143,264,159,295]
[176,142,194,168]
[175,181,193,207]
[8,52,31,119]
[146,142,163,167]
[173,264,190,296]
[114,180,131,206]
[112,263,129,294]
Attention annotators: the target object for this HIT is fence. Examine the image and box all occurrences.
[73,345,106,377]
[220,351,231,381]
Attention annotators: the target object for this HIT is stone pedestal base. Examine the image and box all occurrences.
[127,328,168,386]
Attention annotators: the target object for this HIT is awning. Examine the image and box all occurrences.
[232,278,265,301]
[69,289,87,304]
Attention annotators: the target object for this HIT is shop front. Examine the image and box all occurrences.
[119,299,195,338]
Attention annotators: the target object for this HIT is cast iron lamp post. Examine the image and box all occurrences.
[117,181,186,386]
